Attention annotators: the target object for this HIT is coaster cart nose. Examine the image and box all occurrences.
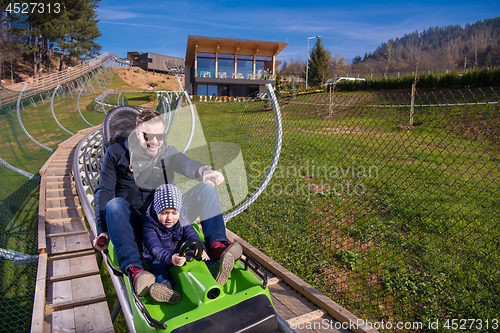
[124,238,278,332]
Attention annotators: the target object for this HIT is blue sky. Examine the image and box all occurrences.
[96,0,500,65]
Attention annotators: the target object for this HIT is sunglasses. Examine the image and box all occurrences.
[142,132,164,142]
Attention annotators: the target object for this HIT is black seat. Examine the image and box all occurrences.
[102,106,140,152]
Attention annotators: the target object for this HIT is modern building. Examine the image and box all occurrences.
[185,36,288,97]
[127,52,184,74]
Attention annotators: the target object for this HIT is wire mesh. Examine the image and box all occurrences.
[0,62,114,332]
[196,87,500,331]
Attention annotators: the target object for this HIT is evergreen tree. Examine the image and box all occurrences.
[0,0,22,82]
[307,38,331,87]
[59,0,101,70]
[1,0,101,77]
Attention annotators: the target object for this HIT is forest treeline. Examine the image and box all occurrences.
[281,17,500,87]
[0,0,101,81]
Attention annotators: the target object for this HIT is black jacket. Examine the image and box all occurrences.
[94,139,204,235]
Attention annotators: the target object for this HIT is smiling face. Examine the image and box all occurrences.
[136,119,165,157]
[158,208,179,228]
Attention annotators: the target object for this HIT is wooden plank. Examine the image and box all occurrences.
[46,309,75,333]
[40,153,58,175]
[269,283,317,316]
[38,176,47,254]
[47,230,88,238]
[46,195,79,201]
[45,190,77,199]
[46,203,81,211]
[48,236,67,254]
[47,233,92,255]
[45,177,72,182]
[74,302,114,333]
[69,254,99,274]
[46,217,84,224]
[45,208,83,221]
[268,277,282,286]
[30,253,47,333]
[72,275,106,301]
[45,170,71,176]
[46,183,73,190]
[47,257,71,279]
[46,295,107,312]
[287,309,327,327]
[65,233,92,252]
[271,294,296,321]
[47,269,100,283]
[46,281,73,319]
[46,221,65,236]
[48,249,96,261]
[48,255,96,277]
[46,195,79,206]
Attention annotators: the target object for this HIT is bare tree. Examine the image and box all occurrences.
[410,39,423,128]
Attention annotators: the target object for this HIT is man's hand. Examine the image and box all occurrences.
[195,249,210,261]
[92,232,109,251]
[170,253,186,266]
[202,169,224,186]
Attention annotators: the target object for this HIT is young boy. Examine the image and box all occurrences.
[142,184,241,303]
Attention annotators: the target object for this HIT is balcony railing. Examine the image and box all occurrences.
[196,69,275,81]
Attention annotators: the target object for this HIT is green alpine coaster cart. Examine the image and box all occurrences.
[74,84,285,332]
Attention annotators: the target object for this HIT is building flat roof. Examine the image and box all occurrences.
[185,35,288,67]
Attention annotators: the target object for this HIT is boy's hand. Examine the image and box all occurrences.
[92,232,109,251]
[170,253,186,266]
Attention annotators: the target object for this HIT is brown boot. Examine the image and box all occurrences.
[128,265,155,297]
[209,251,234,286]
[149,281,181,304]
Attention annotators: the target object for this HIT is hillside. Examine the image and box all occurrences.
[351,17,500,75]
[113,67,184,91]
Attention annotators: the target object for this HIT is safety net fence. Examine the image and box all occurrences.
[196,87,500,332]
[0,65,114,332]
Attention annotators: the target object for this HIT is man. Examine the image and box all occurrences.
[93,109,241,296]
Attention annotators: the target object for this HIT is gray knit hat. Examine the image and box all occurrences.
[153,184,183,214]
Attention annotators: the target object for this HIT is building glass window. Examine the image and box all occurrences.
[197,84,207,96]
[197,53,215,78]
[255,56,273,79]
[218,54,234,78]
[237,55,253,79]
[207,85,217,96]
[233,85,249,97]
[197,84,218,96]
[220,85,229,96]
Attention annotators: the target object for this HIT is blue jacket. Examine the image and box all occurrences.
[94,139,204,235]
[142,204,203,266]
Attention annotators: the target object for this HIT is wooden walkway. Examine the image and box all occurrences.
[31,126,113,333]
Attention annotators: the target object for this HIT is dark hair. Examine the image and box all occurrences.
[136,109,161,127]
